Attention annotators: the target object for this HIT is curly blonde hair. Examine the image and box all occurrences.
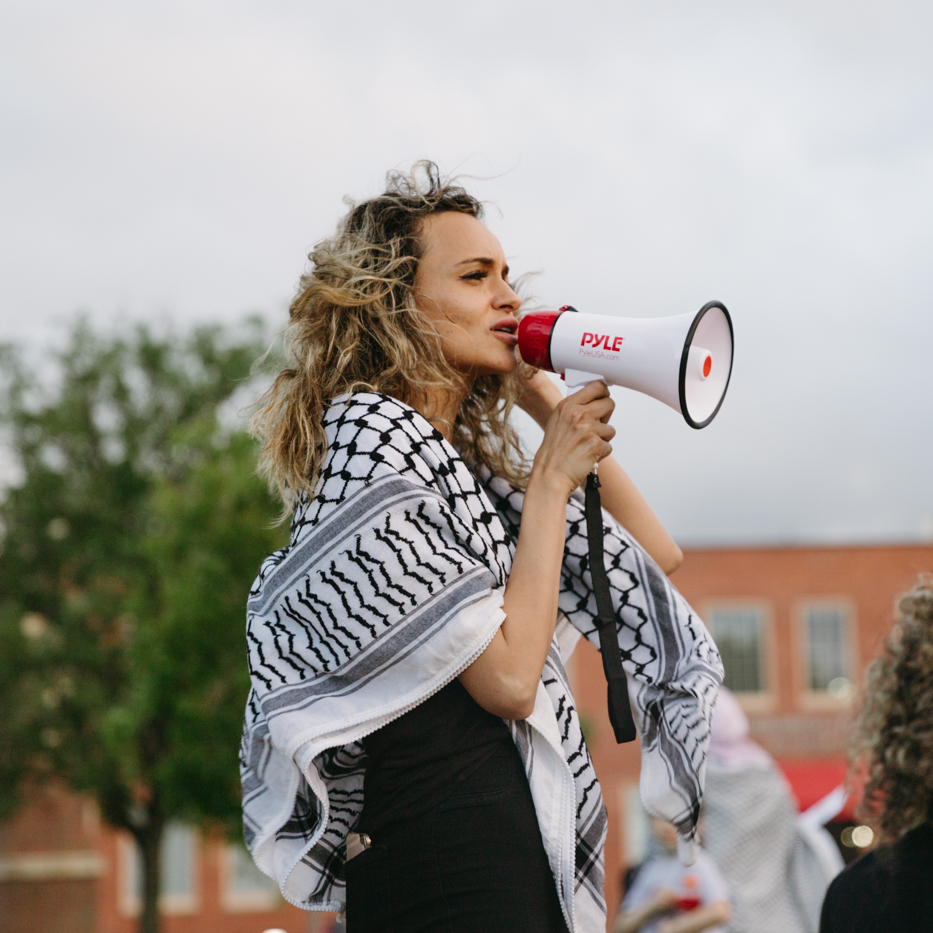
[252,162,530,510]
[851,581,933,841]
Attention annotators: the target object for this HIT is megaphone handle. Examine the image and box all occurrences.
[584,471,638,744]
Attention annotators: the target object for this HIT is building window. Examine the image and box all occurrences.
[803,602,852,696]
[708,604,766,693]
[222,843,280,912]
[120,822,199,916]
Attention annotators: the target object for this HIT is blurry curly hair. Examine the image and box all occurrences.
[251,161,531,510]
[851,581,933,841]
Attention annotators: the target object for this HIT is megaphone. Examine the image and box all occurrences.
[518,301,734,428]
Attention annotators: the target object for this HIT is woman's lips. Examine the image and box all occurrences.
[492,318,518,346]
[492,330,519,346]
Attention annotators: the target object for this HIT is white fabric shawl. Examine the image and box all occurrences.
[240,393,722,933]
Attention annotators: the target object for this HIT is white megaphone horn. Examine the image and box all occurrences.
[517,301,734,428]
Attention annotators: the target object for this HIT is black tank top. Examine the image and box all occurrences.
[358,678,518,837]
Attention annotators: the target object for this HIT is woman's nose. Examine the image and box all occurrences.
[494,281,521,312]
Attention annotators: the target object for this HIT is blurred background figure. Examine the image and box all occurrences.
[820,582,933,933]
[615,816,731,933]
[702,687,843,933]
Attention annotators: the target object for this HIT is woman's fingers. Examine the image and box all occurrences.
[591,430,614,464]
[564,383,614,417]
[566,380,610,404]
[587,397,615,424]
[537,421,614,489]
[529,378,621,493]
[558,394,615,428]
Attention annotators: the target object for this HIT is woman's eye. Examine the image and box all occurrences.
[460,271,487,281]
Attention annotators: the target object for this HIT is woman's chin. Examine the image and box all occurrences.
[476,359,519,378]
[446,348,519,380]
[489,349,521,375]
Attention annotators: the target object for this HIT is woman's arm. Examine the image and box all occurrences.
[518,371,683,575]
[459,381,615,719]
[591,456,683,575]
[615,888,679,933]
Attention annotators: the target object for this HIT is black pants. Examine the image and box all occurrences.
[346,750,569,933]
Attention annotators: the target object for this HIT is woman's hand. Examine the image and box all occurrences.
[529,380,616,500]
[615,887,679,933]
[651,888,680,914]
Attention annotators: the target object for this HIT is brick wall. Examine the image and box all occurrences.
[573,542,933,920]
[0,786,102,933]
[0,786,322,933]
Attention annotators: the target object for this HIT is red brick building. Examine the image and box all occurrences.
[572,542,933,920]
[2,543,931,932]
[0,784,328,933]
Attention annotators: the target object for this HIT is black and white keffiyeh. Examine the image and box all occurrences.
[241,392,722,933]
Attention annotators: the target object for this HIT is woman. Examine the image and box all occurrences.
[819,582,933,933]
[240,163,723,933]
[616,815,731,933]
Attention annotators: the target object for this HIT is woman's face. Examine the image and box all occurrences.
[414,211,522,379]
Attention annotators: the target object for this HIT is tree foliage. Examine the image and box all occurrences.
[0,320,284,932]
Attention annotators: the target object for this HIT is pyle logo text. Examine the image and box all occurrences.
[581,333,624,351]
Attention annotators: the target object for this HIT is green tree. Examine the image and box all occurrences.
[0,321,285,933]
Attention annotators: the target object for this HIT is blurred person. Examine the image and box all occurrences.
[616,816,731,933]
[239,163,723,933]
[702,688,842,933]
[820,582,933,933]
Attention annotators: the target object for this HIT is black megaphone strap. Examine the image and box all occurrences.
[584,472,638,744]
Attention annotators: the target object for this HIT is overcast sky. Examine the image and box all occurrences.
[2,0,932,545]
